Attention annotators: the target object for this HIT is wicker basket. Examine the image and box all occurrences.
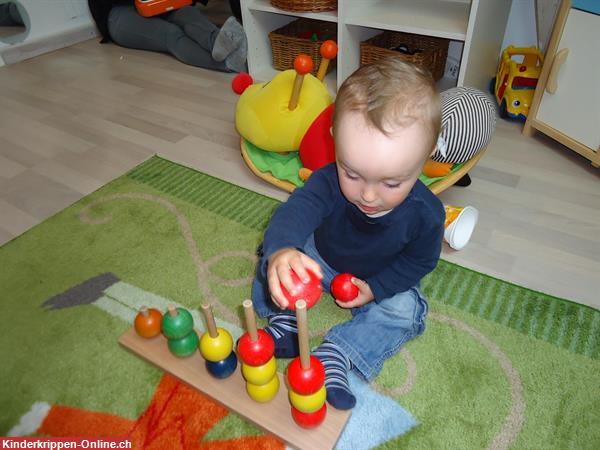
[360,31,449,81]
[270,0,337,12]
[269,19,337,77]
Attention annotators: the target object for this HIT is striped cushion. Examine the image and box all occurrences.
[432,87,497,164]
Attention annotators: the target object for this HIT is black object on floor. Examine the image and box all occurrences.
[455,173,472,187]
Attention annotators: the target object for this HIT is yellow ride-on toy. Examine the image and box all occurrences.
[492,46,543,120]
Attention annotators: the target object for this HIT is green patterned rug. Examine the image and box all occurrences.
[1,156,598,449]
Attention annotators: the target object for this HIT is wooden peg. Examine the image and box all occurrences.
[295,299,310,370]
[289,54,313,111]
[201,304,218,338]
[317,40,338,82]
[167,304,177,317]
[242,299,259,342]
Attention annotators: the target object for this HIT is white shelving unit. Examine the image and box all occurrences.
[240,0,511,94]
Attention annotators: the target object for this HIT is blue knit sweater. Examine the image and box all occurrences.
[262,163,445,301]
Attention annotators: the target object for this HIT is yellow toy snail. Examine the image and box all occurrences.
[233,42,337,154]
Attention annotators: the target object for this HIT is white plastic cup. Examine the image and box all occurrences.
[443,205,479,250]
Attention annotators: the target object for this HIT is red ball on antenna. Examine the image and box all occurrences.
[320,40,338,60]
[294,54,313,75]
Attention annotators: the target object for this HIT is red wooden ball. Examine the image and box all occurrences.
[280,269,322,310]
[287,355,325,395]
[291,403,327,429]
[330,273,359,302]
[237,328,275,366]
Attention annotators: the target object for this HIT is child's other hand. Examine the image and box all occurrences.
[335,277,374,309]
[267,248,323,310]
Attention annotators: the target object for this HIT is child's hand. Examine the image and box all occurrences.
[335,277,374,309]
[267,248,323,310]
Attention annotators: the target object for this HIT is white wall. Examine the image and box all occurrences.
[0,0,96,65]
[502,0,538,49]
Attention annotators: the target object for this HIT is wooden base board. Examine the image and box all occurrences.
[119,328,351,450]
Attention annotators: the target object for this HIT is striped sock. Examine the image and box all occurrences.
[313,341,356,410]
[265,313,299,358]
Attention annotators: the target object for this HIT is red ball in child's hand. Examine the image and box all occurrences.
[231,72,253,95]
[287,355,325,395]
[330,273,359,302]
[237,329,275,366]
[291,403,327,429]
[280,269,322,310]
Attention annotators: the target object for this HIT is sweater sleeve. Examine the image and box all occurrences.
[262,165,338,260]
[366,212,444,301]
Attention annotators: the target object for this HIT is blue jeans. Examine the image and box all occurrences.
[251,235,429,382]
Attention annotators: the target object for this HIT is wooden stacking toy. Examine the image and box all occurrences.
[238,300,279,402]
[134,306,163,338]
[161,305,199,357]
[288,54,314,111]
[286,300,327,428]
[198,304,237,379]
[120,302,353,448]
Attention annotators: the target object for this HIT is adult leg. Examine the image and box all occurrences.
[166,6,246,64]
[0,3,23,26]
[165,6,219,51]
[107,5,229,72]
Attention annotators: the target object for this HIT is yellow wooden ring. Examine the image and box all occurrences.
[242,357,277,386]
[289,385,326,413]
[199,327,233,362]
[246,376,280,403]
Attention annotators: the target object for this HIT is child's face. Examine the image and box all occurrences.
[335,111,430,217]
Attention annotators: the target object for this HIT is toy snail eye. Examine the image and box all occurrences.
[512,99,521,107]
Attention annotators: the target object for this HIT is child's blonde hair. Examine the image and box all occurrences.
[334,58,441,159]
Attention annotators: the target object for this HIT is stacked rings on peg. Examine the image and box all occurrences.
[238,300,279,402]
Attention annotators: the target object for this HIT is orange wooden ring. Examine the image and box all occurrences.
[134,307,163,338]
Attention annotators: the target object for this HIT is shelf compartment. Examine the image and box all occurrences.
[269,18,337,77]
[344,0,470,41]
[247,0,339,22]
[360,30,449,80]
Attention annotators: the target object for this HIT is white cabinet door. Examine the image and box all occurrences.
[536,8,600,151]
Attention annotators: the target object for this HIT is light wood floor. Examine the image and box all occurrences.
[1,39,598,309]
